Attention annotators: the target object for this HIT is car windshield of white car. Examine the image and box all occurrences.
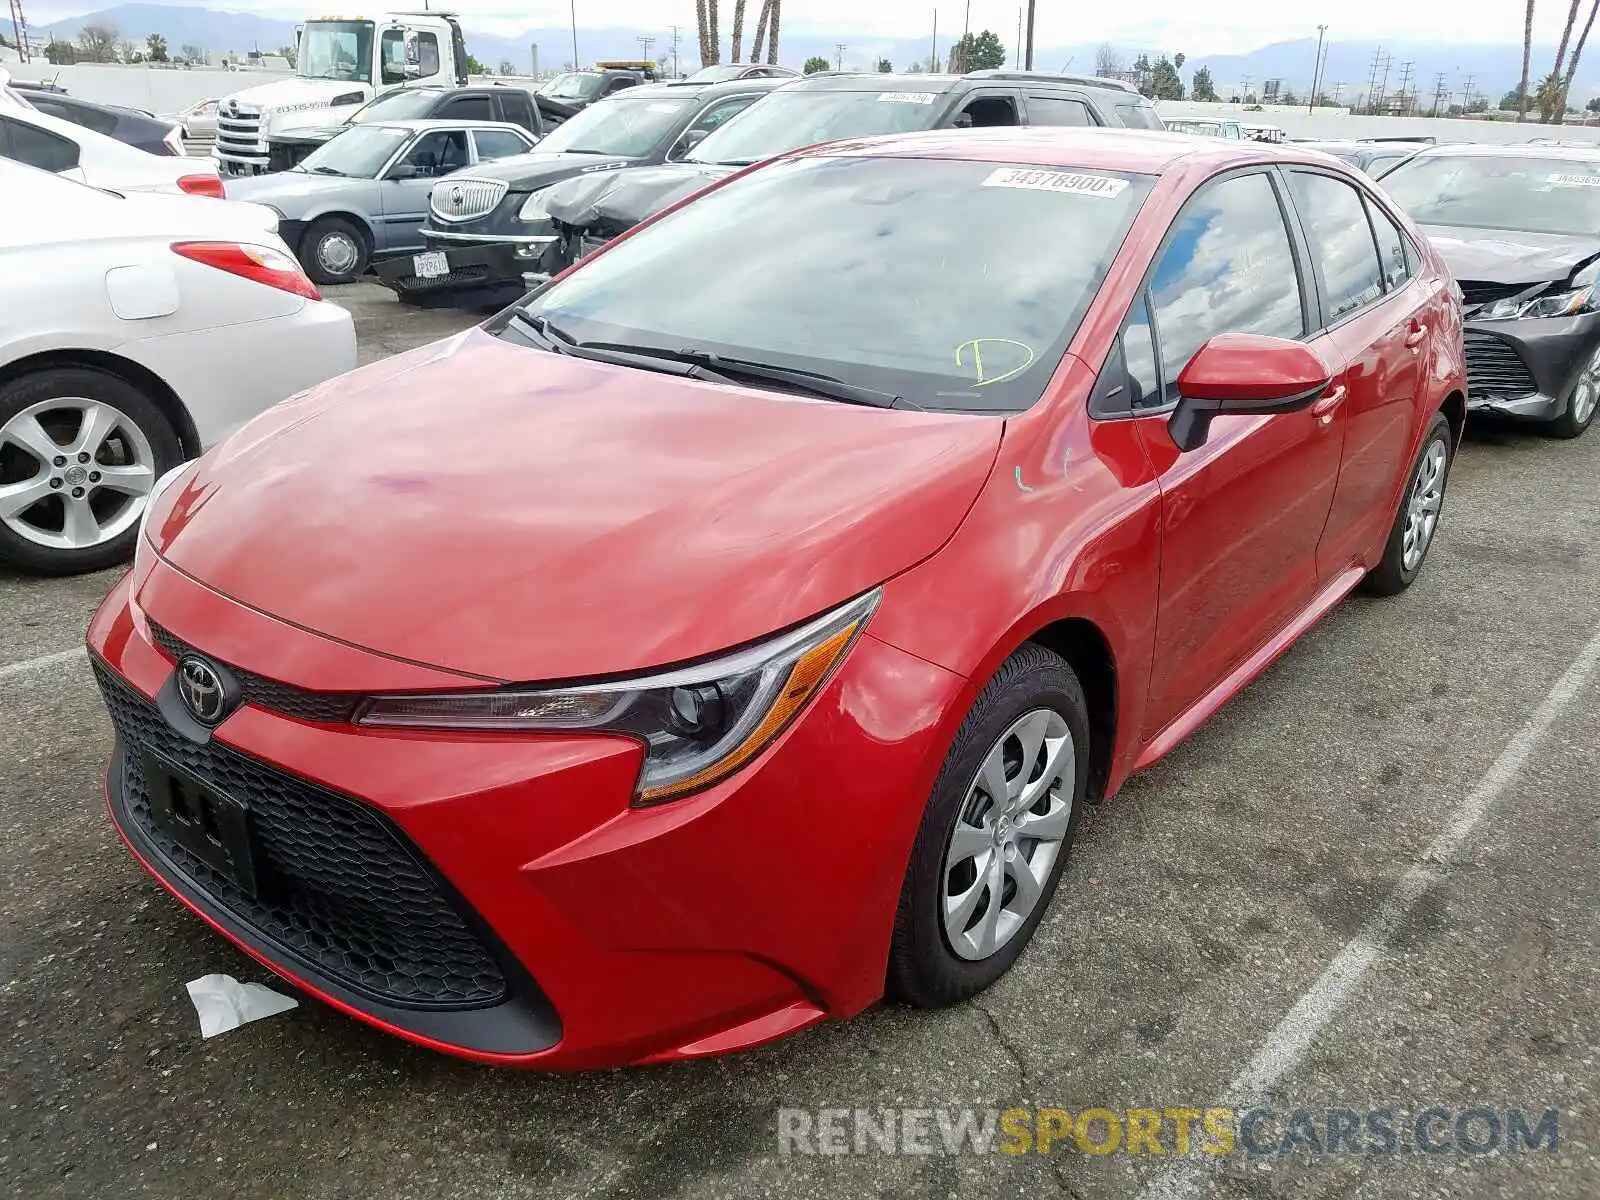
[534,95,695,157]
[520,155,1153,414]
[1381,154,1600,237]
[688,90,948,166]
[298,124,410,177]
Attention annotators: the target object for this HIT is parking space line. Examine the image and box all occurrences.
[0,646,87,681]
[1139,622,1600,1200]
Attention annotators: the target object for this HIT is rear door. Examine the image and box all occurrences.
[1020,91,1101,127]
[1104,168,1348,740]
[1282,167,1437,577]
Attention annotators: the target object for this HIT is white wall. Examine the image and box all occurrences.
[1156,99,1600,146]
[4,62,294,116]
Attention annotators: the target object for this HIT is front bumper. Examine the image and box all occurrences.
[1463,311,1600,420]
[371,236,558,299]
[88,558,964,1068]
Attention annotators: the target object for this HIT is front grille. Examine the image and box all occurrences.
[96,663,509,1009]
[214,107,266,158]
[1464,331,1539,399]
[147,623,361,725]
[429,177,509,223]
[1459,279,1527,308]
[394,264,492,290]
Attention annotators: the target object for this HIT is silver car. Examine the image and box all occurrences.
[224,118,540,284]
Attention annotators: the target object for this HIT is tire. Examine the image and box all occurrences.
[1545,345,1600,439]
[300,216,370,285]
[1361,410,1452,597]
[0,367,182,576]
[886,643,1090,1008]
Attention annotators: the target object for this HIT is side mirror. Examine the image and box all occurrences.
[669,128,709,160]
[387,162,422,180]
[1168,333,1333,452]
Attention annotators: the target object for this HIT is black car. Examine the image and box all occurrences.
[14,90,183,156]
[540,69,1167,276]
[1382,144,1600,438]
[1292,138,1431,178]
[372,76,789,301]
[538,66,658,111]
[264,83,562,172]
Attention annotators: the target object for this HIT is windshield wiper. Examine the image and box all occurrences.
[576,343,910,409]
[306,165,345,176]
[501,313,734,383]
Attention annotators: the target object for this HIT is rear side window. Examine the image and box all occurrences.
[472,129,531,161]
[0,117,79,173]
[1366,199,1411,292]
[1149,171,1305,404]
[499,90,535,130]
[33,97,118,136]
[1115,102,1164,130]
[440,94,493,120]
[1288,171,1385,322]
[1026,95,1095,126]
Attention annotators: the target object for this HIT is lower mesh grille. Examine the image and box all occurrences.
[1464,332,1538,399]
[97,662,509,1010]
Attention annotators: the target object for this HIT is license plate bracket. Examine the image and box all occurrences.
[412,250,449,279]
[141,752,262,899]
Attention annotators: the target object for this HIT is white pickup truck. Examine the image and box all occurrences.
[212,12,471,176]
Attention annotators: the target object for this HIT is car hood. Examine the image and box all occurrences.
[458,150,635,189]
[1418,224,1600,285]
[223,77,366,114]
[148,329,1001,682]
[544,162,738,229]
[223,172,359,205]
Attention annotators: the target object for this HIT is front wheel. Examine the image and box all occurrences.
[886,643,1089,1008]
[1361,410,1452,597]
[1546,343,1600,439]
[300,216,369,285]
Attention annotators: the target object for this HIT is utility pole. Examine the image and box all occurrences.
[957,0,970,72]
[1241,73,1254,100]
[1309,24,1327,113]
[930,9,937,74]
[1331,81,1344,106]
[9,0,30,61]
[670,25,680,77]
[1015,7,1022,69]
[1430,71,1447,117]
[638,34,655,63]
[835,41,846,71]
[1377,52,1392,111]
[569,0,579,71]
[1396,59,1414,115]
[1363,46,1383,112]
[1024,0,1035,70]
[1462,72,1476,111]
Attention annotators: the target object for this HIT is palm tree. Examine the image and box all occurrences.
[1545,0,1583,120]
[731,0,747,61]
[697,0,721,65]
[1521,0,1537,120]
[766,0,782,64]
[1559,0,1600,118]
[750,0,772,62]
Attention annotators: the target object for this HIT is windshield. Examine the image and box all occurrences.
[349,88,445,124]
[297,124,409,177]
[1381,155,1600,236]
[299,20,374,84]
[535,95,694,156]
[522,156,1150,412]
[543,73,607,101]
[683,65,749,83]
[687,88,947,165]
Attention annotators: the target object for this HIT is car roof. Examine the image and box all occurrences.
[783,72,965,94]
[625,78,792,99]
[1407,141,1600,160]
[365,118,532,132]
[806,126,1358,175]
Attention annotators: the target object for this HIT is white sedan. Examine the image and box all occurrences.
[0,160,357,575]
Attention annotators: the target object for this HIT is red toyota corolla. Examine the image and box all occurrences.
[89,129,1465,1069]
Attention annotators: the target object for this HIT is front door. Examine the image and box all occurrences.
[378,129,471,253]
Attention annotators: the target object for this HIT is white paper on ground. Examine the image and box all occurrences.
[185,973,299,1038]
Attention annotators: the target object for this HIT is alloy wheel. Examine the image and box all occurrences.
[0,398,156,550]
[1570,345,1600,427]
[940,708,1074,962]
[1401,438,1447,572]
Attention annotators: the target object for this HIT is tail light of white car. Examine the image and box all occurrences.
[165,125,187,156]
[171,241,321,301]
[177,174,225,198]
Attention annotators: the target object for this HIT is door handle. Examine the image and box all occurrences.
[1404,321,1429,348]
[1310,384,1348,423]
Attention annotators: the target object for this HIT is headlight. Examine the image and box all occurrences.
[138,462,193,536]
[358,589,881,804]
[517,189,552,221]
[1480,286,1598,320]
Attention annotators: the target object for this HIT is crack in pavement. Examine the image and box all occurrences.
[976,1001,1032,1092]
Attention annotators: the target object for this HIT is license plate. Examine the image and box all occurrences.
[142,753,262,899]
[412,251,449,279]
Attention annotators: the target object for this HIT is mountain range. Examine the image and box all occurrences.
[28,4,1600,104]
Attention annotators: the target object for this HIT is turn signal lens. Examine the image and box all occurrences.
[171,241,321,301]
[176,173,224,198]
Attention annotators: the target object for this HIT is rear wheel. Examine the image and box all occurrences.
[300,216,369,285]
[1546,343,1600,439]
[0,367,182,575]
[1361,410,1452,596]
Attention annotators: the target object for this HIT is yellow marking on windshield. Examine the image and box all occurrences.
[955,339,1036,387]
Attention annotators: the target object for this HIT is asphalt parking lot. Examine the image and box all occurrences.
[1,281,1594,1200]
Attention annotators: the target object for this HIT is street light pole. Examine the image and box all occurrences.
[1023,0,1036,70]
[1309,24,1327,114]
[569,0,579,70]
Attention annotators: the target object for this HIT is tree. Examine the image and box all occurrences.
[1281,89,1300,106]
[497,58,516,75]
[766,0,782,64]
[278,43,297,68]
[1132,52,1154,97]
[696,0,719,66]
[1521,0,1537,120]
[1192,65,1218,101]
[75,22,119,63]
[1590,94,1600,111]
[803,55,830,74]
[947,30,1005,73]
[750,0,773,62]
[1095,43,1123,77]
[145,32,168,63]
[44,39,77,64]
[1501,84,1528,109]
[730,0,746,61]
[907,61,924,73]
[1149,54,1185,100]
[116,38,138,63]
[1558,0,1600,120]
[1544,0,1584,120]
[877,57,893,72]
[180,43,202,64]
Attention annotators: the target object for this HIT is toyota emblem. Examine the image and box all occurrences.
[449,185,465,209]
[177,656,228,725]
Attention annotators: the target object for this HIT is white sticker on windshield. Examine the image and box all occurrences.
[1547,172,1600,187]
[981,167,1130,197]
[878,92,938,104]
[647,102,681,113]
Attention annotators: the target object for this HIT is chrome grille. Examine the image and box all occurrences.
[214,103,265,153]
[429,178,509,223]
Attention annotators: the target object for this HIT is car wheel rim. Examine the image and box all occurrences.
[1401,438,1447,572]
[318,232,359,275]
[941,708,1074,962]
[0,398,156,551]
[1571,347,1600,425]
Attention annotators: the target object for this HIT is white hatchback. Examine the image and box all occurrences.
[0,160,357,574]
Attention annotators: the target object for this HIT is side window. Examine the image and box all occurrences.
[380,29,407,85]
[688,95,758,134]
[440,94,493,120]
[499,90,534,130]
[1115,102,1163,130]
[472,129,531,161]
[1149,172,1304,405]
[0,117,80,173]
[1365,198,1411,292]
[1288,171,1385,322]
[952,95,1019,128]
[1124,295,1161,409]
[414,32,440,77]
[1025,95,1095,126]
[606,77,638,95]
[398,129,469,177]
